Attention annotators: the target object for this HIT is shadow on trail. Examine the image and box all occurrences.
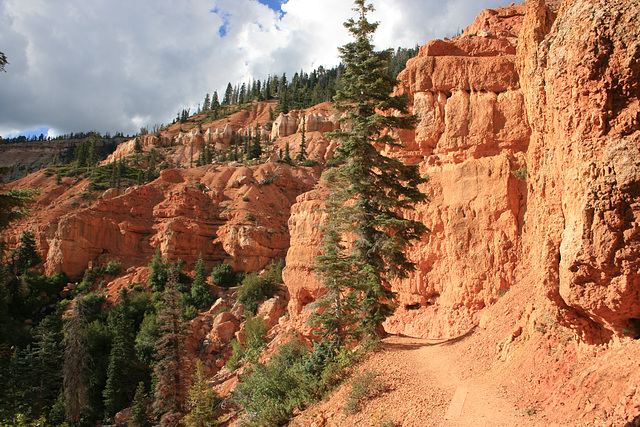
[383,325,478,351]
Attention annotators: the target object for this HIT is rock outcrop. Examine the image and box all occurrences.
[28,163,318,279]
[284,2,530,338]
[283,0,640,344]
[518,0,640,341]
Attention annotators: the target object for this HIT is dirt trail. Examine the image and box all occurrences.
[292,333,548,426]
[381,335,541,427]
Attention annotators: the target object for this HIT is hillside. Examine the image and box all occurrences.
[1,0,640,425]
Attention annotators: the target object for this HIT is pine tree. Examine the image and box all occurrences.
[63,300,90,424]
[314,0,428,338]
[191,254,213,311]
[211,91,220,111]
[284,142,292,163]
[153,266,189,426]
[134,137,142,153]
[130,381,152,427]
[148,249,168,293]
[103,289,142,419]
[11,230,41,275]
[183,360,220,427]
[32,310,64,420]
[202,93,211,112]
[248,123,262,160]
[146,149,157,183]
[297,116,307,162]
[0,51,7,73]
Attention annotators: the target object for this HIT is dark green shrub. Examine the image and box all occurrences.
[78,293,105,320]
[210,263,240,288]
[105,261,122,276]
[237,274,276,314]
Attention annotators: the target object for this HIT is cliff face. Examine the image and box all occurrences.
[284,0,640,343]
[10,161,318,280]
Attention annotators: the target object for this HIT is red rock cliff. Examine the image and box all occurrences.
[283,0,640,343]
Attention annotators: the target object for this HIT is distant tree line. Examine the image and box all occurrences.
[0,131,130,145]
[174,46,418,124]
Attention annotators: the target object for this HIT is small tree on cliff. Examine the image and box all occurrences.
[190,254,213,311]
[314,0,429,339]
[296,116,307,162]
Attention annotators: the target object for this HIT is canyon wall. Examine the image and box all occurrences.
[283,0,640,342]
[26,163,318,279]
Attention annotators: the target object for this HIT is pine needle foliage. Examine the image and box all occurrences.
[314,0,429,339]
[153,267,189,426]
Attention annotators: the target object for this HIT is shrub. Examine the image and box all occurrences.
[263,260,284,285]
[226,339,245,372]
[210,263,240,288]
[237,274,276,314]
[511,166,527,181]
[233,340,316,426]
[245,213,256,221]
[105,261,122,276]
[245,315,269,353]
[78,293,106,320]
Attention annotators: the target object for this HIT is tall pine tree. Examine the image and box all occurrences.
[314,0,429,338]
[153,266,189,426]
[103,288,142,420]
[63,300,91,424]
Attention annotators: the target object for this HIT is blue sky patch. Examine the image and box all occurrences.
[212,7,231,37]
[256,0,287,14]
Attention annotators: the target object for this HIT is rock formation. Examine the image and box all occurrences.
[283,0,640,344]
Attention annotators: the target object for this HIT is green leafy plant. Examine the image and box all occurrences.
[105,261,122,276]
[210,263,241,288]
[237,274,276,314]
[511,166,527,181]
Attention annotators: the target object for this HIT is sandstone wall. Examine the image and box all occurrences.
[41,163,317,279]
[283,0,640,341]
[518,0,640,341]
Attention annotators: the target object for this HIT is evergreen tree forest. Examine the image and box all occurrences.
[0,202,219,426]
[177,45,417,126]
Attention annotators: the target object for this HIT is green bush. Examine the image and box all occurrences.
[226,339,245,372]
[78,293,106,320]
[105,261,122,276]
[234,340,317,426]
[245,315,269,353]
[210,263,240,288]
[234,337,368,426]
[237,274,276,314]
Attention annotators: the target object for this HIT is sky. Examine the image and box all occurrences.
[0,0,511,138]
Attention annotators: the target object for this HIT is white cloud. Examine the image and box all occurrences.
[0,0,514,137]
